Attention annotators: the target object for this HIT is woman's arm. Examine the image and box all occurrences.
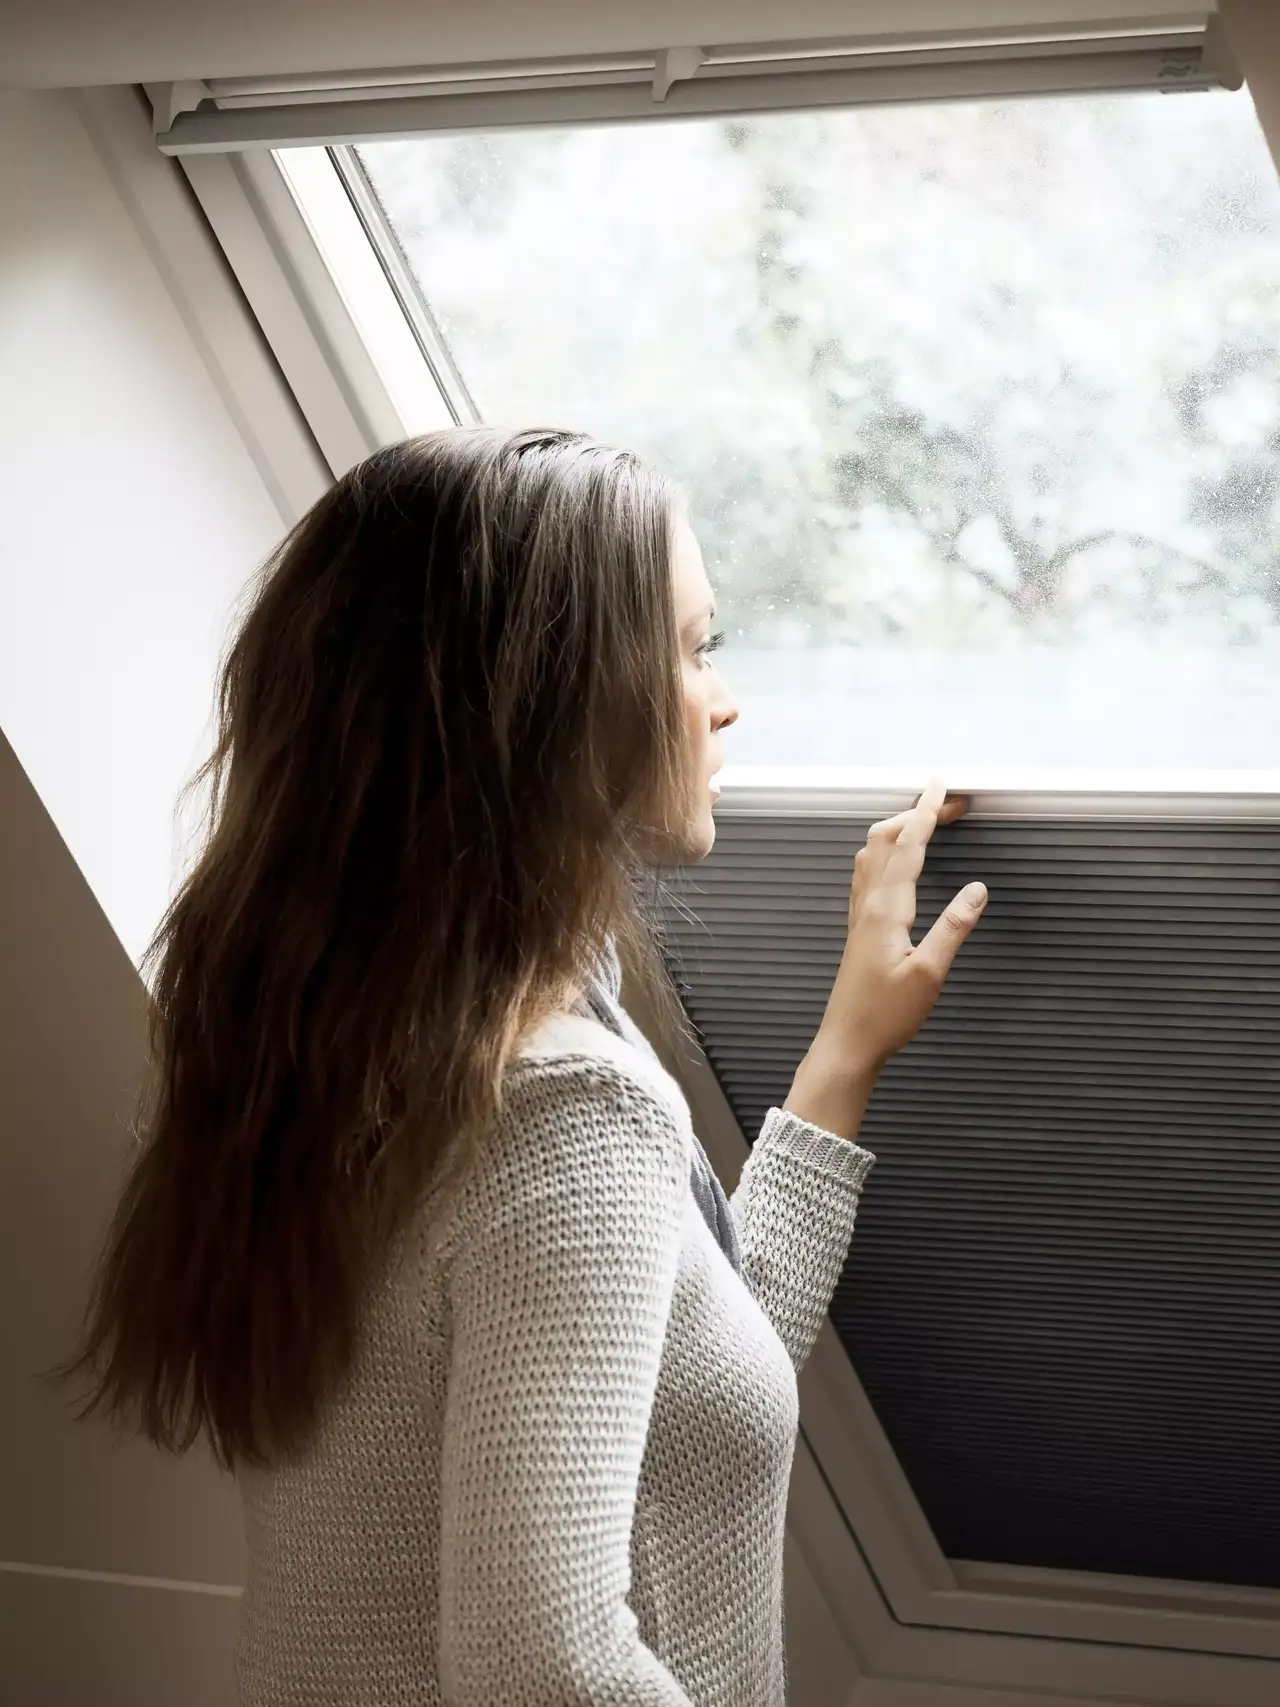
[438,1055,696,1707]
[731,781,987,1372]
[729,1106,875,1372]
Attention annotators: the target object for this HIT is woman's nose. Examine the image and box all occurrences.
[712,692,740,734]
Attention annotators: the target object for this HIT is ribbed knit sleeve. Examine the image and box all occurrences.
[438,1055,697,1706]
[730,1109,875,1373]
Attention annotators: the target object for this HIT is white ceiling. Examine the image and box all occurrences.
[1,0,1213,91]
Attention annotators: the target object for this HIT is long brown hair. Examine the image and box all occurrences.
[74,427,690,1467]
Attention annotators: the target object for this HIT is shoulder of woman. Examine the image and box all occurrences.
[507,1011,691,1151]
[407,1016,693,1271]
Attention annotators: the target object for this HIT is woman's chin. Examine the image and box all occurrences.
[680,806,718,865]
[643,800,718,867]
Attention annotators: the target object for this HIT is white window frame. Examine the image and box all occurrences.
[163,2,1280,823]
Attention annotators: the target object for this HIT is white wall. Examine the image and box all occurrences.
[0,84,323,1705]
[0,86,326,967]
[0,730,243,1705]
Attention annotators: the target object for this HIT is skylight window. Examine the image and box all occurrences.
[282,85,1280,777]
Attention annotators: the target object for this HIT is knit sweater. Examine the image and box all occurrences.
[236,997,875,1707]
[576,948,742,1274]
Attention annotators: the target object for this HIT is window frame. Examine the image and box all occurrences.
[167,7,1280,816]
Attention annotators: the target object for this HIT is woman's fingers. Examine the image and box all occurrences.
[852,787,970,925]
[883,778,950,887]
[935,795,970,827]
[818,783,988,1084]
[867,810,911,843]
[863,782,958,894]
[863,790,969,854]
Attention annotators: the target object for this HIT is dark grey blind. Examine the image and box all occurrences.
[661,815,1280,1589]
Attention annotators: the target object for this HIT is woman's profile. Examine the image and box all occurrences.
[73,427,987,1705]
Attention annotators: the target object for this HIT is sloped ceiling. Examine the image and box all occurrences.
[664,811,1280,1589]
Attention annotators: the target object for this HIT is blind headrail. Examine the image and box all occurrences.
[150,18,1241,153]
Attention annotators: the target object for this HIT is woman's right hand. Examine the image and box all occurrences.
[784,778,987,1142]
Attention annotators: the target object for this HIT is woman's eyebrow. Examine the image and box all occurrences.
[680,603,716,634]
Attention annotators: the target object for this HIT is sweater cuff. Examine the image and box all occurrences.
[759,1108,876,1189]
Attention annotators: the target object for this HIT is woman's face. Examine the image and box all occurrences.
[669,519,739,863]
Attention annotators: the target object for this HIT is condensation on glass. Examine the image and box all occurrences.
[355,93,1280,770]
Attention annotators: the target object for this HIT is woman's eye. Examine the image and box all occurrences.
[696,630,726,663]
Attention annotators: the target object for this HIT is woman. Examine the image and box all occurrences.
[77,428,987,1705]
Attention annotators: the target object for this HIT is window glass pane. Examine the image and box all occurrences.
[357,92,1280,772]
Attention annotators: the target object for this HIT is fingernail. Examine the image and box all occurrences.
[963,883,988,910]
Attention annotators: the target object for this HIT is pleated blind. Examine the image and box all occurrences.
[661,814,1280,1588]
